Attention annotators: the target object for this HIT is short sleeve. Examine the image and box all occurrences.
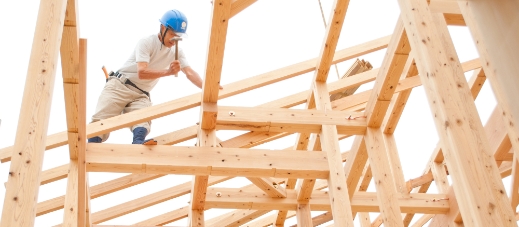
[178,48,190,69]
[135,38,152,63]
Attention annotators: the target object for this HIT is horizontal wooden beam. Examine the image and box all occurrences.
[216,106,366,134]
[86,143,329,179]
[204,188,449,213]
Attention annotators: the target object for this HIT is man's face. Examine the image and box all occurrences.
[162,25,180,48]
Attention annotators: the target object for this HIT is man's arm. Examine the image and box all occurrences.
[137,61,180,79]
[181,66,203,89]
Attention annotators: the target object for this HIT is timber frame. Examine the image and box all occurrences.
[1,0,519,226]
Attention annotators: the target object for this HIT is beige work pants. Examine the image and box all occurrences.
[91,77,151,142]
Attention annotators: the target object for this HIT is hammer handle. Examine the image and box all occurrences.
[174,41,179,77]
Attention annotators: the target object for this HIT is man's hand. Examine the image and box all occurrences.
[168,60,181,76]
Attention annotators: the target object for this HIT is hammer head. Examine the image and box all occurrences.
[170,37,183,42]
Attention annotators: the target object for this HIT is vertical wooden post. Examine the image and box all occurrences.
[62,38,87,226]
[398,0,516,225]
[0,0,67,226]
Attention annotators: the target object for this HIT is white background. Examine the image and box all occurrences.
[0,0,500,226]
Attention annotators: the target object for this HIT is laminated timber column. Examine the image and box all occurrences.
[0,0,67,226]
[189,0,230,226]
[457,0,519,191]
[397,0,517,226]
[59,0,89,224]
[61,36,88,225]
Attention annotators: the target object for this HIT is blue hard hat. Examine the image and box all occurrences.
[159,9,188,36]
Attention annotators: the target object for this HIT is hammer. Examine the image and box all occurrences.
[170,37,183,77]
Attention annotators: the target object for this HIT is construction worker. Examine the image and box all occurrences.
[88,9,213,144]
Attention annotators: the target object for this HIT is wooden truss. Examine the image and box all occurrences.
[1,0,519,226]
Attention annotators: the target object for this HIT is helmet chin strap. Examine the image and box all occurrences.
[160,25,169,49]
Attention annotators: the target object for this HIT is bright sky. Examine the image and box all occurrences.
[0,0,498,226]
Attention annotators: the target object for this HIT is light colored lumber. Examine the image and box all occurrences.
[202,0,230,103]
[399,0,516,225]
[216,106,366,134]
[86,144,330,178]
[244,211,296,227]
[410,214,434,227]
[248,177,287,198]
[364,127,404,226]
[204,188,449,213]
[230,0,257,18]
[344,136,369,198]
[296,203,313,227]
[458,0,519,185]
[0,35,391,163]
[364,19,411,127]
[40,164,69,185]
[62,37,87,226]
[133,206,188,226]
[382,57,417,134]
[87,176,230,224]
[0,0,67,225]
[359,212,371,227]
[314,82,355,226]
[511,156,519,210]
[189,129,216,226]
[429,0,461,14]
[314,0,351,82]
[206,209,268,227]
[62,160,81,226]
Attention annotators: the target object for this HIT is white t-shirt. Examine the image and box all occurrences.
[117,34,189,92]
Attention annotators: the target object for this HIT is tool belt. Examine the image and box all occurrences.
[109,71,150,98]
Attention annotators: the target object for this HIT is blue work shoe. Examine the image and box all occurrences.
[132,127,147,144]
[132,127,157,145]
[88,136,102,143]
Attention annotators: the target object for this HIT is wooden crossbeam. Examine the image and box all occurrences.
[399,0,516,225]
[216,106,366,134]
[204,188,449,213]
[0,0,67,225]
[0,35,390,163]
[205,209,269,226]
[86,143,330,178]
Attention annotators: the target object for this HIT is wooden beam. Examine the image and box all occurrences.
[133,206,188,226]
[314,81,355,226]
[382,56,417,134]
[0,35,390,163]
[398,0,516,225]
[230,0,257,18]
[37,173,163,216]
[364,127,405,226]
[429,0,461,14]
[40,164,69,185]
[314,0,351,82]
[206,209,269,227]
[86,143,330,177]
[189,129,217,226]
[365,19,411,127]
[458,0,519,189]
[295,203,313,227]
[202,0,230,103]
[87,176,229,224]
[62,36,87,227]
[216,106,366,134]
[0,0,67,225]
[204,188,449,213]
